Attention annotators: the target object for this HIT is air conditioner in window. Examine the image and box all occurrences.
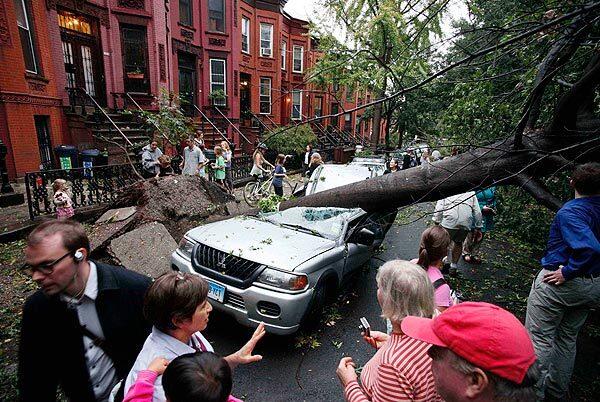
[262,48,272,57]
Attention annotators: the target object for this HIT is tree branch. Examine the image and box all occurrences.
[512,174,564,211]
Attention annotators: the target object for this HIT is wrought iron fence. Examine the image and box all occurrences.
[206,154,253,183]
[25,163,143,219]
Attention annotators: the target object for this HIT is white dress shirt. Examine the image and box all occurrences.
[61,262,118,402]
[125,327,214,402]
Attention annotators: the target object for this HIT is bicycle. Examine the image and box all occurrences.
[243,171,295,207]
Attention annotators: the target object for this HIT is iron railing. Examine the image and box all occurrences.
[205,154,253,183]
[25,163,143,219]
[192,105,229,144]
[213,106,252,144]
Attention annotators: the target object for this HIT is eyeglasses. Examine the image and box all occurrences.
[22,251,73,275]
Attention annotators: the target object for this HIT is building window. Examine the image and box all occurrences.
[14,0,37,73]
[179,0,192,26]
[58,11,92,34]
[346,85,355,102]
[333,82,340,93]
[34,116,53,170]
[344,113,352,131]
[209,59,226,106]
[281,40,286,70]
[331,103,339,126]
[259,77,271,114]
[291,90,302,120]
[314,96,323,117]
[260,23,273,57]
[241,17,250,53]
[208,0,225,32]
[292,45,303,73]
[121,25,149,93]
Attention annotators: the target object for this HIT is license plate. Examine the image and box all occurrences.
[207,281,225,303]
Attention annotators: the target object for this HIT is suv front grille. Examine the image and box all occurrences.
[191,243,266,289]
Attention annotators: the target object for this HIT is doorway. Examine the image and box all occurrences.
[34,116,53,170]
[240,73,251,116]
[178,52,197,116]
[58,9,106,105]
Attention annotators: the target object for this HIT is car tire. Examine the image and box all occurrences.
[301,274,337,329]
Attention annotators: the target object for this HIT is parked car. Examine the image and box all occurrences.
[304,163,382,196]
[349,156,387,175]
[172,206,395,334]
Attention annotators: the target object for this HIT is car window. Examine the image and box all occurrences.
[260,207,362,240]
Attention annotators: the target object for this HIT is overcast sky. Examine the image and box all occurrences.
[284,0,470,39]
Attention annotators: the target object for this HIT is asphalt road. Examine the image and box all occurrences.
[204,208,428,402]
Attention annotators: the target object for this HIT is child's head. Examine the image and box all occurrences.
[52,179,67,192]
[214,146,223,156]
[162,352,232,402]
[275,154,286,165]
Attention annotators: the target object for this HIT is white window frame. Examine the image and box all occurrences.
[281,40,287,70]
[292,45,303,73]
[291,90,302,120]
[209,58,226,106]
[241,17,250,54]
[15,0,37,74]
[260,23,273,57]
[259,77,272,115]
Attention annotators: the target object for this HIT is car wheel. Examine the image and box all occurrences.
[301,275,336,329]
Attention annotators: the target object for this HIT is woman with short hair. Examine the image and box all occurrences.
[336,260,442,402]
[125,272,265,402]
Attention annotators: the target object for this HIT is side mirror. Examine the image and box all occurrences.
[351,228,375,246]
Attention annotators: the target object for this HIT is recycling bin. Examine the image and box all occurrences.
[54,145,78,170]
[80,149,100,178]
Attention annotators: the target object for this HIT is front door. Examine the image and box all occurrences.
[178,52,196,116]
[58,9,105,105]
[240,73,251,116]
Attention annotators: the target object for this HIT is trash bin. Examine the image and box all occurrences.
[97,148,109,166]
[54,145,78,170]
[80,149,100,178]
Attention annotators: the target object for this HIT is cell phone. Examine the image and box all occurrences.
[358,317,370,337]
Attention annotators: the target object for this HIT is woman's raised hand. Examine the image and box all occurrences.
[226,322,266,368]
[363,330,389,349]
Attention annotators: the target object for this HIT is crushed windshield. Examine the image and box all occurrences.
[260,207,362,240]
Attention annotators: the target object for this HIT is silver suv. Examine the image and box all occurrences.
[171,206,395,334]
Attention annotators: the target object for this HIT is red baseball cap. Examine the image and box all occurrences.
[401,302,536,384]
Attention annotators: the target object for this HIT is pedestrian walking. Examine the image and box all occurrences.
[303,144,313,173]
[212,146,227,191]
[180,138,206,177]
[52,179,74,220]
[525,163,600,401]
[221,141,234,192]
[18,220,152,402]
[272,154,287,197]
[432,191,482,275]
[463,186,497,264]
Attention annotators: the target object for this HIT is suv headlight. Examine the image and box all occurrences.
[257,268,308,291]
[178,237,197,259]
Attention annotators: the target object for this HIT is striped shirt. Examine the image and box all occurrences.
[344,333,443,402]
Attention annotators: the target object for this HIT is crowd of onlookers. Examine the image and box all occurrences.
[32,156,600,401]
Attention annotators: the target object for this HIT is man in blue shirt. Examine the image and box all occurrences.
[525,162,600,401]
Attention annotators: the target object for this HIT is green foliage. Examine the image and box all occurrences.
[264,124,317,155]
[208,89,226,101]
[136,89,194,145]
[495,173,572,250]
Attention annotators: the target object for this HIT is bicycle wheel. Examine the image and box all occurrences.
[243,181,261,207]
[268,179,295,198]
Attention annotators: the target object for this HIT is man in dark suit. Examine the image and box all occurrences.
[18,220,152,402]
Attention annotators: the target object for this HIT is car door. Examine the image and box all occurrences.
[342,215,372,278]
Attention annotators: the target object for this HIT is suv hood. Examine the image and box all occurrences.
[186,217,336,271]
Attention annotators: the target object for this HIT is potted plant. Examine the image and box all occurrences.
[209,89,226,107]
[127,68,144,79]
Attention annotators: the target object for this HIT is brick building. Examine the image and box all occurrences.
[0,0,373,179]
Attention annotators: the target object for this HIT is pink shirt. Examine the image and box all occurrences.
[124,370,242,402]
[410,259,453,308]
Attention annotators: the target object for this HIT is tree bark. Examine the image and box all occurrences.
[512,174,564,212]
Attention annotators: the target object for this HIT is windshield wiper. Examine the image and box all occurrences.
[279,223,325,238]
